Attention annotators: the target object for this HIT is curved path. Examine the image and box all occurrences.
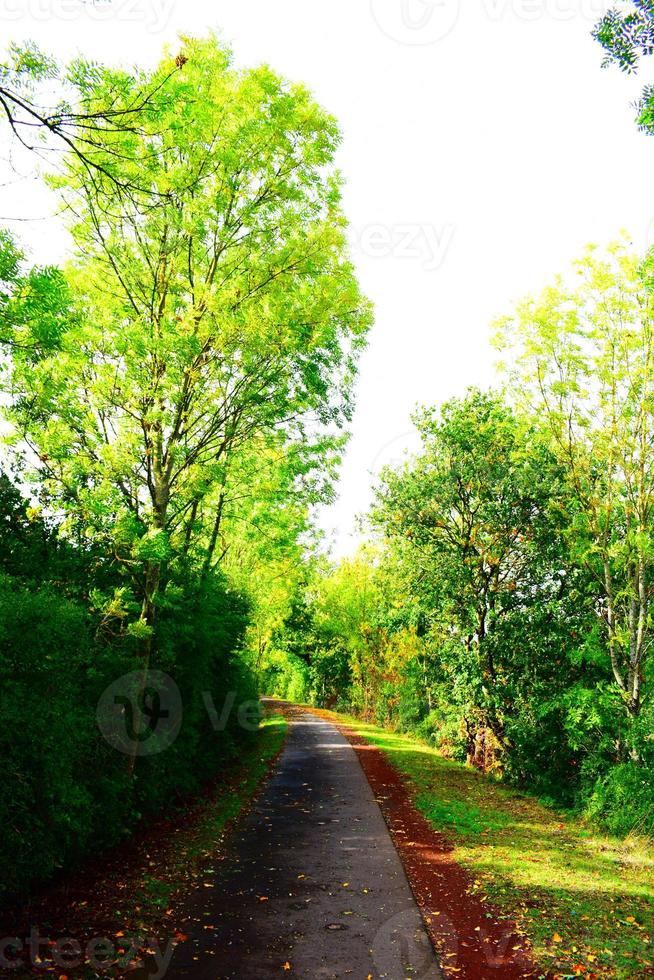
[168,705,442,979]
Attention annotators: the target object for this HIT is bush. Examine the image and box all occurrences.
[259,649,310,703]
[0,570,255,907]
[0,575,97,900]
[582,762,654,837]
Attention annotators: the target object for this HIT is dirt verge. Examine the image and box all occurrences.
[314,709,546,980]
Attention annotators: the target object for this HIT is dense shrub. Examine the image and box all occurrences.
[0,569,255,907]
[0,575,97,901]
[259,649,310,703]
[582,763,654,837]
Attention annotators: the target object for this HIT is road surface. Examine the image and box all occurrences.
[167,705,442,979]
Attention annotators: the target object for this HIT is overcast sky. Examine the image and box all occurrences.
[2,0,653,555]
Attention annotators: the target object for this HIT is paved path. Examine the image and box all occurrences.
[167,706,442,979]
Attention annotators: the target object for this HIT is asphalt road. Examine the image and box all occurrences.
[167,705,442,979]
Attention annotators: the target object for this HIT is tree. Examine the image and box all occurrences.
[496,243,654,731]
[593,2,654,132]
[0,38,184,201]
[2,35,372,666]
[308,551,383,712]
[0,229,73,353]
[371,390,566,760]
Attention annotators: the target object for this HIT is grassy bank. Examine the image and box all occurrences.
[320,709,654,979]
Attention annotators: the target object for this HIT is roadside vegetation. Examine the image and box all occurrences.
[0,6,653,966]
[263,245,654,848]
[0,34,369,907]
[320,709,654,979]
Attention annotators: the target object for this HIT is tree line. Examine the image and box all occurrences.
[264,244,654,837]
[258,4,654,838]
[0,35,371,904]
[1,2,653,906]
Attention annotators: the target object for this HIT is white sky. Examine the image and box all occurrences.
[1,0,653,556]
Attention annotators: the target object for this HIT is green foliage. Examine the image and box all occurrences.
[496,244,654,726]
[259,649,310,703]
[1,35,371,650]
[0,33,370,907]
[0,562,255,906]
[369,390,575,763]
[0,470,257,906]
[285,348,653,837]
[582,762,654,837]
[594,2,654,132]
[0,573,97,901]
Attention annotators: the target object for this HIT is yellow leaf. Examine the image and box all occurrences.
[553,933,563,943]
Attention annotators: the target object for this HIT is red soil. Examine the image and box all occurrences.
[318,710,546,980]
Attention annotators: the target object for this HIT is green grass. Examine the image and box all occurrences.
[323,710,654,979]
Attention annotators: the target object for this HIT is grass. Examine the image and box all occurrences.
[322,709,654,980]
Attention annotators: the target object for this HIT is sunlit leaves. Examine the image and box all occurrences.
[496,243,654,723]
[1,35,371,642]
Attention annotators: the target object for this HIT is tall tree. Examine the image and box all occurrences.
[496,243,654,729]
[2,35,371,662]
[371,390,565,758]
